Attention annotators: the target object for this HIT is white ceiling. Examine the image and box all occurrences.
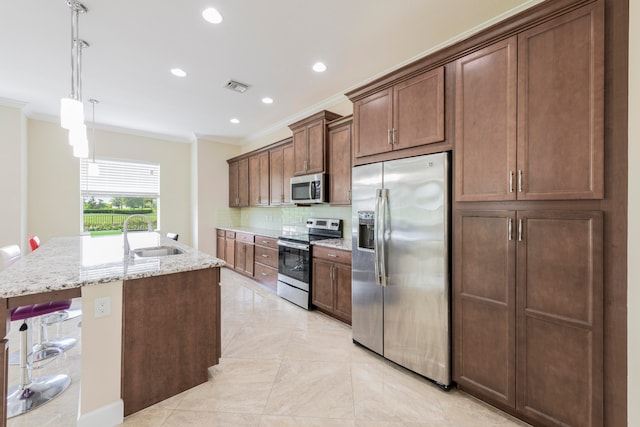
[0,0,541,144]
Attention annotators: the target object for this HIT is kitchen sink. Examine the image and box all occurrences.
[132,246,185,258]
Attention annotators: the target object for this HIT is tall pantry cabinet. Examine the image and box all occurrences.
[453,2,605,427]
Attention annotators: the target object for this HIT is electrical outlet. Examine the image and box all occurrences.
[95,296,111,318]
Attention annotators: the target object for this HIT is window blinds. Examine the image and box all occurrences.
[80,158,160,198]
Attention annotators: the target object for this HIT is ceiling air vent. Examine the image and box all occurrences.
[224,80,249,93]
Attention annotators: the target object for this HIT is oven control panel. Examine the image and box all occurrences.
[306,218,341,231]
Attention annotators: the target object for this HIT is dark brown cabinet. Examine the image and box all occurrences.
[269,141,294,205]
[454,210,603,427]
[253,235,279,290]
[228,158,249,207]
[216,229,226,260]
[234,232,254,276]
[289,110,341,176]
[312,246,352,324]
[249,152,269,207]
[327,116,352,205]
[455,2,603,202]
[353,67,445,161]
[122,268,220,416]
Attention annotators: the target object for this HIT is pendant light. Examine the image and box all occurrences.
[88,99,100,176]
[61,1,88,131]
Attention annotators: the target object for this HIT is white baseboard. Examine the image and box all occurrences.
[77,399,124,427]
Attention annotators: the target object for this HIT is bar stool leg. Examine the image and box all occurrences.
[7,321,71,418]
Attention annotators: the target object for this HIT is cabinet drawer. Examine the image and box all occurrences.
[217,229,225,237]
[255,245,278,268]
[225,230,236,239]
[313,246,352,264]
[254,263,277,287]
[236,232,254,243]
[255,235,278,249]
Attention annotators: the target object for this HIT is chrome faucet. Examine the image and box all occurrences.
[123,214,154,257]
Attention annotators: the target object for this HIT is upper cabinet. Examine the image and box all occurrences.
[249,151,270,207]
[269,140,294,205]
[351,67,445,162]
[289,110,342,176]
[455,3,604,201]
[228,157,249,208]
[327,116,353,205]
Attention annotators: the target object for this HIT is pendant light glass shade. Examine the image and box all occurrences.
[61,98,85,130]
[70,124,89,158]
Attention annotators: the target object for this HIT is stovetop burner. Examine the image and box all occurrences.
[278,218,342,243]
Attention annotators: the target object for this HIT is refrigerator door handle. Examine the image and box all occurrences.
[374,189,382,286]
[380,188,388,287]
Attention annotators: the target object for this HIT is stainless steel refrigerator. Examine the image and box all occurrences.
[352,152,451,387]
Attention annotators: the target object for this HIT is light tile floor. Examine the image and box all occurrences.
[7,269,531,426]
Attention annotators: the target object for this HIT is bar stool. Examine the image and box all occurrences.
[28,236,79,355]
[0,245,71,418]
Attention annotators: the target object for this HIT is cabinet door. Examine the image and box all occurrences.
[249,153,269,206]
[353,88,392,158]
[283,144,294,204]
[228,161,239,207]
[333,262,352,324]
[454,210,516,408]
[224,238,235,268]
[393,66,445,150]
[270,147,284,205]
[237,158,249,207]
[216,235,225,260]
[292,127,308,175]
[328,121,352,205]
[244,244,254,276]
[517,2,604,200]
[234,242,246,272]
[312,259,334,312]
[455,37,517,202]
[516,210,603,426]
[306,120,325,174]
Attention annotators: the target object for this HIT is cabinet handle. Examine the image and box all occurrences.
[517,218,523,242]
[392,128,396,145]
[508,218,513,241]
[518,170,523,193]
[261,240,268,244]
[327,253,338,258]
[347,189,351,202]
[262,254,268,258]
[509,171,514,193]
[261,272,267,276]
[387,129,392,145]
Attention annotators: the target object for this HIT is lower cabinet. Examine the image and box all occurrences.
[453,209,603,427]
[254,236,279,290]
[234,232,254,276]
[224,230,235,268]
[312,246,352,324]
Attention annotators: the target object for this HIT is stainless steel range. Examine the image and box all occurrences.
[277,218,342,309]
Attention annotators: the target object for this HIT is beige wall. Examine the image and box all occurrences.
[0,105,27,249]
[629,0,638,424]
[193,139,241,256]
[27,119,192,245]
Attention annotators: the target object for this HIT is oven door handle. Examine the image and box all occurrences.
[277,240,310,251]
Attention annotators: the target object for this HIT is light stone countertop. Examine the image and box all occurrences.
[312,238,352,251]
[0,232,224,299]
[216,226,281,239]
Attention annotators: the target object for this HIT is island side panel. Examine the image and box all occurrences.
[122,267,221,416]
[1,299,7,427]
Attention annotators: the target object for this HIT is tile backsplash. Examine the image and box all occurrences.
[239,206,352,237]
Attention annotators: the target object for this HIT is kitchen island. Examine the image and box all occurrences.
[0,232,224,427]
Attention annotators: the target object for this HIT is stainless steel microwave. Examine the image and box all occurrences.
[290,173,326,204]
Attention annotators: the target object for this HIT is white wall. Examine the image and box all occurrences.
[629,0,639,425]
[27,119,193,245]
[0,104,27,249]
[193,139,241,256]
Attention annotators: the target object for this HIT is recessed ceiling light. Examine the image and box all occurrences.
[230,118,240,124]
[312,62,327,72]
[202,7,223,24]
[170,68,187,77]
[262,97,274,104]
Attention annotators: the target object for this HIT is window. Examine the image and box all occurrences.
[80,158,160,233]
